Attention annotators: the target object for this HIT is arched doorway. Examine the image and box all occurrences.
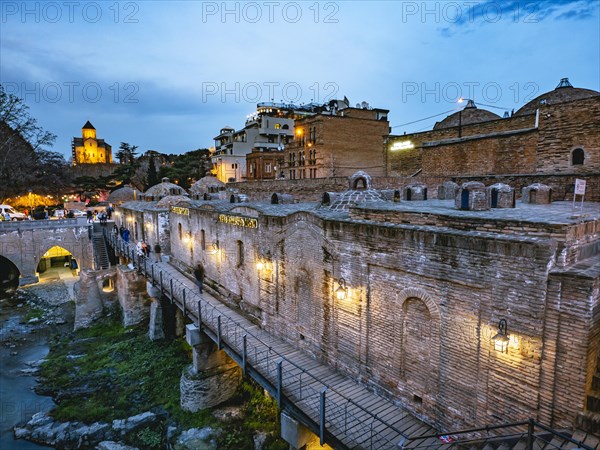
[402,297,433,397]
[0,255,20,296]
[37,246,79,281]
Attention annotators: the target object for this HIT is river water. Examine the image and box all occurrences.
[1,280,74,450]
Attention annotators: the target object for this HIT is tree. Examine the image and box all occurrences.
[116,142,138,165]
[0,84,58,202]
[111,142,140,187]
[146,153,159,189]
[156,149,211,189]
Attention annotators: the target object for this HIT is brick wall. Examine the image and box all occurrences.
[169,205,600,431]
[388,96,600,181]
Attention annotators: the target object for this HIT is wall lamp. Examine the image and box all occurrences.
[256,252,271,271]
[335,278,348,301]
[492,319,510,353]
[208,242,219,255]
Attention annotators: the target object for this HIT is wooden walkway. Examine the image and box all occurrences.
[108,234,434,449]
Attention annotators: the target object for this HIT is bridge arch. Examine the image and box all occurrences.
[36,245,80,280]
[0,255,21,292]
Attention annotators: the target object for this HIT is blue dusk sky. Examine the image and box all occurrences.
[1,0,599,160]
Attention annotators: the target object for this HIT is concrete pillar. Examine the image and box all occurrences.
[116,265,151,327]
[180,324,242,412]
[175,308,186,337]
[148,300,165,341]
[281,412,331,450]
[73,269,104,330]
[147,281,164,341]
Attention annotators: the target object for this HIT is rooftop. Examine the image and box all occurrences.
[349,199,600,226]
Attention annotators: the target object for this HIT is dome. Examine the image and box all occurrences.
[156,195,192,208]
[434,100,500,130]
[514,78,599,116]
[144,177,188,201]
[189,175,226,197]
[327,190,387,211]
[107,185,142,205]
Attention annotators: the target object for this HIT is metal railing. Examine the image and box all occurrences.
[400,419,595,450]
[105,230,413,450]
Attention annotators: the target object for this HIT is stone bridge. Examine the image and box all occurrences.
[0,219,94,285]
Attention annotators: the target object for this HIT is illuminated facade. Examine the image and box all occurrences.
[167,171,600,433]
[71,121,113,165]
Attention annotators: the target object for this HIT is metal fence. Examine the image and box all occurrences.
[105,230,412,450]
[399,419,595,450]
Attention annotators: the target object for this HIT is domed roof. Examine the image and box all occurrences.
[156,195,192,208]
[434,100,501,130]
[144,177,188,201]
[327,190,387,211]
[189,175,226,196]
[107,185,142,205]
[514,78,599,116]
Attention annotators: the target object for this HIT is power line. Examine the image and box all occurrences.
[391,109,456,129]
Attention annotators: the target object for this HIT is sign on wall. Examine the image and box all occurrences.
[171,206,190,216]
[218,214,258,229]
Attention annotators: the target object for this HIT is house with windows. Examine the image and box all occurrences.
[212,103,303,183]
[284,100,390,179]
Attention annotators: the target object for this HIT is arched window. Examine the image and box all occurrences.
[572,148,585,165]
[201,230,206,250]
[178,223,182,240]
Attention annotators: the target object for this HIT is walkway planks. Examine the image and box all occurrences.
[108,235,434,449]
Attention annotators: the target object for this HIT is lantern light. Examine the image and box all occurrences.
[335,278,348,301]
[492,319,510,353]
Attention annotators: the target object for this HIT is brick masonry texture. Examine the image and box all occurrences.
[167,197,600,431]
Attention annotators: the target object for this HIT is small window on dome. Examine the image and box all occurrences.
[572,148,584,166]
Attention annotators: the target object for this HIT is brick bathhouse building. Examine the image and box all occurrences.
[387,78,600,201]
[165,168,600,432]
[117,78,600,434]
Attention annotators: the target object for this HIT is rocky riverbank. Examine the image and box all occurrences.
[6,281,287,450]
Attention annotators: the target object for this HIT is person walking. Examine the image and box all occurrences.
[194,263,205,294]
[153,243,162,262]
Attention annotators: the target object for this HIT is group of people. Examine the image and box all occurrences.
[113,224,163,263]
[136,239,151,258]
[87,209,110,225]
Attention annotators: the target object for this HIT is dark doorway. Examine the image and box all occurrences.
[460,190,469,210]
[491,189,499,208]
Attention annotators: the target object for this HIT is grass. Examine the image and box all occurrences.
[38,314,287,449]
[23,307,45,322]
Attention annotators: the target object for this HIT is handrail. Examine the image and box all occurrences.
[403,418,595,450]
[104,229,412,449]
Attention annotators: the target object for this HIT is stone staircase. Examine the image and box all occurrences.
[92,232,110,269]
[404,425,599,449]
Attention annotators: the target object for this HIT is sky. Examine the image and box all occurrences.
[1,0,599,160]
